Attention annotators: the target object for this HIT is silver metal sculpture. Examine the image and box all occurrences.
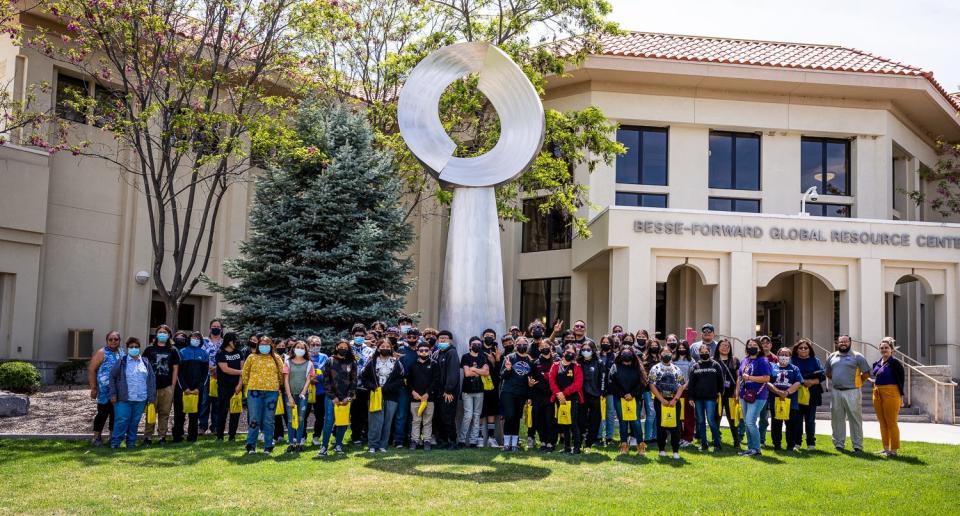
[399,42,545,354]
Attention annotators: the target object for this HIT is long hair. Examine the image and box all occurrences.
[615,344,648,383]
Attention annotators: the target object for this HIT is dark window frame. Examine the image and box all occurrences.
[801,136,851,196]
[615,191,668,208]
[707,196,761,213]
[804,202,852,218]
[55,72,90,124]
[615,125,669,186]
[519,277,571,329]
[521,198,572,253]
[708,130,762,191]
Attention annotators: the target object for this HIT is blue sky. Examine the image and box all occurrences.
[605,0,959,93]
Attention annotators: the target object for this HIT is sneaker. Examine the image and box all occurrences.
[628,437,637,446]
[619,442,629,454]
[352,439,363,445]
[409,442,418,451]
[527,437,535,449]
[245,444,256,455]
[368,447,376,454]
[672,452,680,460]
[263,447,273,455]
[502,445,513,452]
[285,445,296,454]
[395,443,404,449]
[159,437,167,444]
[853,447,863,453]
[807,445,816,451]
[143,438,153,446]
[378,447,387,453]
[679,440,692,448]
[658,451,666,457]
[91,437,103,447]
[835,446,845,452]
[274,437,285,445]
[737,449,750,456]
[316,447,328,457]
[487,437,499,449]
[699,445,708,452]
[334,445,344,454]
[743,449,759,457]
[424,443,432,452]
[312,437,321,446]
[887,450,898,457]
[477,439,485,449]
[792,445,801,452]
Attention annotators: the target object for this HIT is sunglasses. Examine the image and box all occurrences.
[107,337,120,342]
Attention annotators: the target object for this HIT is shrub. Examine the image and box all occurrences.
[54,359,88,385]
[0,361,42,393]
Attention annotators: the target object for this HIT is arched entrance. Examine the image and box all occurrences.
[756,271,837,351]
[656,264,715,340]
[885,275,935,363]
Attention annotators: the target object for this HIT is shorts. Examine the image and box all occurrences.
[481,389,500,417]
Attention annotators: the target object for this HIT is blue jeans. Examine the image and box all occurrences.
[321,396,348,448]
[368,399,399,449]
[743,399,764,451]
[614,397,643,443]
[111,400,146,448]
[601,394,617,439]
[285,394,309,445]
[245,390,278,450]
[198,383,216,432]
[393,388,411,445]
[694,399,721,447]
[642,391,656,441]
[758,398,769,445]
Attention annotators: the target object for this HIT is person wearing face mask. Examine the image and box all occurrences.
[349,323,372,445]
[198,319,224,435]
[397,316,414,338]
[458,336,490,449]
[407,342,441,451]
[108,337,156,449]
[171,330,209,443]
[713,338,742,449]
[526,322,546,360]
[479,333,504,448]
[687,345,724,452]
[609,345,646,454]
[597,335,618,446]
[238,336,284,454]
[673,341,696,448]
[213,332,243,442]
[172,331,189,351]
[499,336,533,452]
[768,347,803,452]
[142,325,180,444]
[641,337,662,445]
[756,335,778,446]
[826,334,871,453]
[648,346,687,459]
[301,336,328,446]
[282,340,316,453]
[316,340,357,456]
[422,327,438,351]
[392,327,420,449]
[432,330,461,450]
[529,339,557,452]
[242,334,260,360]
[549,344,584,454]
[736,338,772,457]
[575,341,602,450]
[88,331,123,447]
[360,338,403,453]
[665,334,680,354]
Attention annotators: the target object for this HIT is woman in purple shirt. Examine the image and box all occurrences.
[870,337,905,456]
[736,338,771,457]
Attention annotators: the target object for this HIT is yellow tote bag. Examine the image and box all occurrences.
[621,398,638,421]
[275,396,286,416]
[556,401,572,424]
[229,392,243,414]
[208,377,218,397]
[679,399,685,421]
[736,402,743,421]
[717,395,723,416]
[308,384,317,404]
[774,396,791,420]
[182,392,199,414]
[146,403,157,424]
[481,375,494,391]
[417,399,428,417]
[660,404,678,428]
[728,398,740,425]
[243,385,249,399]
[524,403,533,428]
[600,396,607,421]
[855,367,862,389]
[291,404,299,430]
[369,387,383,413]
[334,402,351,426]
[798,385,810,406]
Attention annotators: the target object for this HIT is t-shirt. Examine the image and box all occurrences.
[770,363,802,409]
[215,348,243,388]
[648,362,685,398]
[826,351,871,390]
[284,359,314,395]
[143,345,180,389]
[460,352,488,393]
[739,357,772,401]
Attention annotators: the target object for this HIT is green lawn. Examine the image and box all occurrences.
[0,433,956,514]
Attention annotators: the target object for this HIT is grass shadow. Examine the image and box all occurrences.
[530,450,611,465]
[614,453,653,465]
[363,453,551,483]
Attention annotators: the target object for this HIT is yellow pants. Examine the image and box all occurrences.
[872,384,901,451]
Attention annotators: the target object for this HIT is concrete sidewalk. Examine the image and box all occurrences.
[716,418,960,445]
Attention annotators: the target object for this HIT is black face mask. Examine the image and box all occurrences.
[601,343,611,352]
[248,341,257,348]
[337,348,350,358]
[379,349,392,357]
[531,328,544,339]
[483,336,495,345]
[515,344,528,354]
[746,347,759,356]
[470,343,483,353]
[699,353,711,362]
[667,342,678,351]
[563,352,575,361]
[276,348,287,355]
[540,347,551,356]
[426,337,437,347]
[637,338,647,347]
[648,347,660,356]
[209,327,222,337]
[503,344,514,354]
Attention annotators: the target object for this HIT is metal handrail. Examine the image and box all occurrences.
[849,337,926,369]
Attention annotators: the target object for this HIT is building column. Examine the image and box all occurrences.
[728,251,754,354]
[853,135,892,220]
[608,246,652,332]
[858,258,884,363]
[570,270,589,327]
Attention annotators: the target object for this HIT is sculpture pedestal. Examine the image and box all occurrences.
[438,186,506,355]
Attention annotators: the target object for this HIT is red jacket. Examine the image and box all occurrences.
[548,361,584,403]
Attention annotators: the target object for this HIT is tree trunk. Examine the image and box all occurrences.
[163,296,180,331]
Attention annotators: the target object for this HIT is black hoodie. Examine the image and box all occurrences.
[432,346,461,397]
[687,359,724,400]
[407,357,441,398]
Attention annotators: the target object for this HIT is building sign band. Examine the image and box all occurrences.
[633,220,960,249]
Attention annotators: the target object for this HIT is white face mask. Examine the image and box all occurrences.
[294,348,306,357]
[778,356,790,367]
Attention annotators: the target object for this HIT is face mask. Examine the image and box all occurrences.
[600,343,611,352]
[276,348,287,355]
[503,344,514,354]
[189,338,200,347]
[637,338,647,347]
[699,353,711,362]
[516,344,528,354]
[648,347,660,356]
[483,336,495,345]
[127,348,140,358]
[210,327,222,337]
[157,333,169,343]
[437,342,450,350]
[621,351,634,360]
[563,351,575,361]
[388,336,398,346]
[667,342,678,351]
[470,343,482,353]
[354,336,364,345]
[427,337,437,347]
[531,328,544,339]
[778,356,790,366]
[400,325,412,334]
[746,347,759,356]
[379,349,392,357]
[581,350,593,359]
[248,341,257,348]
[258,345,271,354]
[540,347,551,356]
[310,347,321,355]
[294,348,306,357]
[337,348,350,358]
[661,355,672,363]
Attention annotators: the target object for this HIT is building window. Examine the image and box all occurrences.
[801,137,850,196]
[709,131,760,190]
[521,198,571,253]
[615,192,667,208]
[520,278,571,328]
[616,126,668,185]
[55,73,90,123]
[804,202,851,218]
[708,197,760,213]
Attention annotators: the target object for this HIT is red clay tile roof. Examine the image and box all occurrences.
[552,32,960,111]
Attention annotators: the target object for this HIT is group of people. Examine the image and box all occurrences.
[88,318,907,459]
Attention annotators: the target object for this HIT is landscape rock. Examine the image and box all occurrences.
[0,391,30,417]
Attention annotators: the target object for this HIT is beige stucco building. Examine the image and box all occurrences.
[2,27,960,404]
